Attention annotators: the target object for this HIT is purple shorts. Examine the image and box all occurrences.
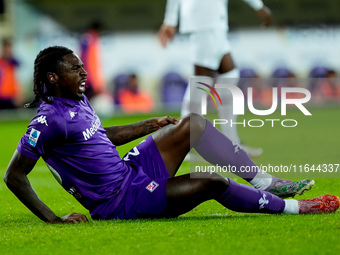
[108,135,170,220]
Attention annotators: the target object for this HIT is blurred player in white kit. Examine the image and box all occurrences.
[159,0,272,157]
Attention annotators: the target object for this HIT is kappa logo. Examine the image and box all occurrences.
[35,115,48,126]
[232,142,242,153]
[146,181,159,193]
[259,193,269,209]
[69,111,77,119]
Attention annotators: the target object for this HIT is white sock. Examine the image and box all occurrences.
[215,68,241,143]
[249,170,273,190]
[283,199,299,214]
[181,76,213,117]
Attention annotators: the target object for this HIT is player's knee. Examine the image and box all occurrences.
[192,172,229,197]
[206,173,229,196]
[181,113,206,137]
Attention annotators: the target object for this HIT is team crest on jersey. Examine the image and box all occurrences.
[28,128,41,147]
[146,181,159,193]
[259,193,269,209]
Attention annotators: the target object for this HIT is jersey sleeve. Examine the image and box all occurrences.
[163,0,180,26]
[17,109,67,160]
[242,0,264,10]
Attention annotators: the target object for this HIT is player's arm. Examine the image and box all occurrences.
[256,5,271,27]
[158,0,179,47]
[4,150,88,224]
[104,116,179,146]
[242,0,272,27]
[158,25,177,48]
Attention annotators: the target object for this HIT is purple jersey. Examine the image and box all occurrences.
[17,96,135,219]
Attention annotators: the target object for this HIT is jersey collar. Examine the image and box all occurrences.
[52,96,85,107]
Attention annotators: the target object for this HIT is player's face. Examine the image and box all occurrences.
[57,53,87,100]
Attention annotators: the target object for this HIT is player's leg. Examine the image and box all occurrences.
[194,65,216,77]
[152,113,205,177]
[164,172,228,216]
[164,172,339,217]
[215,53,263,157]
[215,53,240,144]
[194,116,315,198]
[213,32,242,146]
[164,172,287,217]
[214,53,314,195]
[181,31,217,118]
[153,113,314,198]
[180,65,215,162]
[153,112,267,180]
[153,112,263,181]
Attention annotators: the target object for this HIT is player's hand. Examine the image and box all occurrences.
[153,116,179,129]
[53,213,88,224]
[257,6,272,27]
[158,24,176,47]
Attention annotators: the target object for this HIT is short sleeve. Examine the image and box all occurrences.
[17,109,67,160]
[163,0,180,26]
[242,0,264,11]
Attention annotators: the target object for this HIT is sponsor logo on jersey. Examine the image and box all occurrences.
[35,115,48,126]
[28,128,41,147]
[82,116,101,141]
[146,181,159,193]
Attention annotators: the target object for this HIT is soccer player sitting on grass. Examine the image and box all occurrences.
[4,46,339,223]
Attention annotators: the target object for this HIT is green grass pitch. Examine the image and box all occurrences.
[0,107,339,255]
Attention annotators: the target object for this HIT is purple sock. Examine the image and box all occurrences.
[194,119,258,181]
[217,179,285,214]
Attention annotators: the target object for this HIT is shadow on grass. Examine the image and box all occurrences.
[2,211,335,228]
[90,213,303,226]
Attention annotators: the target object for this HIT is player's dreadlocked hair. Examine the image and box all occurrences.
[25,46,73,108]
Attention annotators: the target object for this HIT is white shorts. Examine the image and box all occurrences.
[190,30,232,70]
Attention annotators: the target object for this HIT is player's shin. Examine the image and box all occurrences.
[216,178,285,213]
[194,119,269,182]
